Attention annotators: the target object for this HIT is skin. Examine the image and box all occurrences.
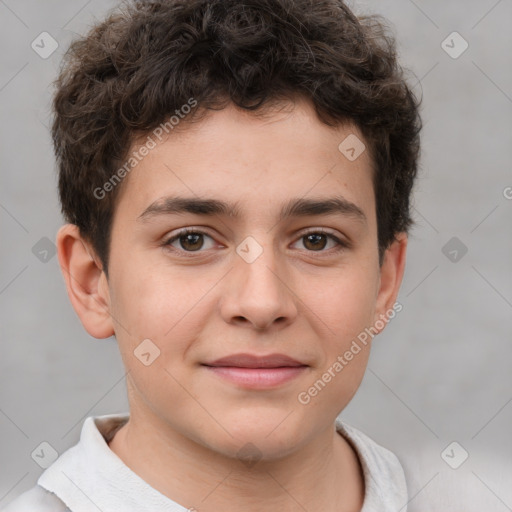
[56,96,407,512]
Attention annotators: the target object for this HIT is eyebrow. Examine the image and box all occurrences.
[137,195,367,224]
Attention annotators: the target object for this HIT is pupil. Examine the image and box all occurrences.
[305,234,326,250]
[182,233,203,250]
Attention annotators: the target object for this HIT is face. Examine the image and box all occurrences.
[66,98,405,461]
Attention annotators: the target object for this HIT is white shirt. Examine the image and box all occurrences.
[0,413,408,512]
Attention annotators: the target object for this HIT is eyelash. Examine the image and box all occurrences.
[161,228,349,257]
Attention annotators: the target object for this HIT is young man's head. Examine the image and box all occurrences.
[55,0,420,465]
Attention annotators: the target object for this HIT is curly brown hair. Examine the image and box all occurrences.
[52,0,421,277]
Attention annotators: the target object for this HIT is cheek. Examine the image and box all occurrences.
[302,274,376,410]
[297,265,377,403]
[111,248,191,332]
[305,265,378,346]
[109,259,216,367]
[108,268,208,408]
[111,275,170,340]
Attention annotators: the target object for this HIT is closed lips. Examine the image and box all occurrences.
[202,353,308,368]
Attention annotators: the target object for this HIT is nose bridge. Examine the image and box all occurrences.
[222,234,297,329]
[237,236,286,301]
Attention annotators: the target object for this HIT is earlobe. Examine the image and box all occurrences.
[56,224,114,339]
[373,233,408,332]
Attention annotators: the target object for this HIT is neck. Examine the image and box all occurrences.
[108,407,365,512]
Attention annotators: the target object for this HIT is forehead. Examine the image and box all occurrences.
[114,99,375,226]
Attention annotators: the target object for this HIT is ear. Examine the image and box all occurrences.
[56,224,114,339]
[372,232,407,333]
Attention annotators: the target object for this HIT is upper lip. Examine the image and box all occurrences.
[203,353,307,368]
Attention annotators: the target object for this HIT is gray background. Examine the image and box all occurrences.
[1,0,511,510]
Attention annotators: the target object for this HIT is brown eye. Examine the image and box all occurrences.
[292,230,347,253]
[163,230,215,252]
[177,233,204,251]
[303,233,328,251]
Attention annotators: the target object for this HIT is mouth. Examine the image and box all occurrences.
[201,353,309,389]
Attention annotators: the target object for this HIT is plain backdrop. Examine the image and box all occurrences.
[1,1,511,510]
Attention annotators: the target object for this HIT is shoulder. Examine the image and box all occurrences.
[0,485,70,512]
[336,419,408,511]
[339,421,406,477]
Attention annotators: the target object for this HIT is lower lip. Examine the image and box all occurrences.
[203,366,308,388]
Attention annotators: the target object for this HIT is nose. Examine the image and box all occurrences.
[220,241,298,331]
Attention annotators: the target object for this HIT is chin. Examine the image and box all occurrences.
[202,410,309,463]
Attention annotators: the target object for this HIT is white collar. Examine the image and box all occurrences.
[38,413,407,512]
